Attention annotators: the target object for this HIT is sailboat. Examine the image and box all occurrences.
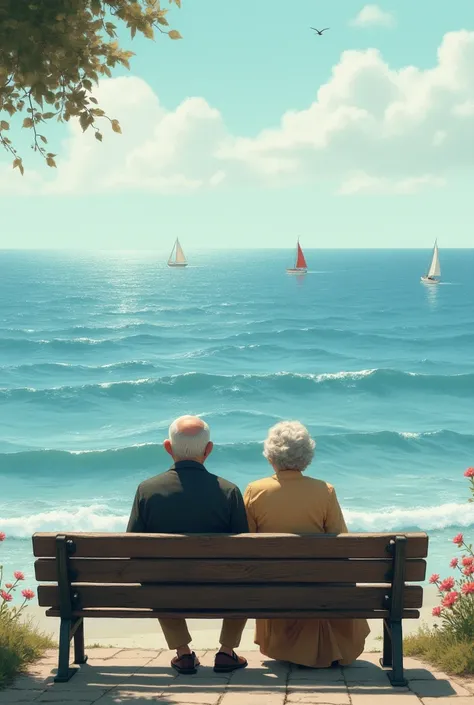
[167,238,187,268]
[287,239,308,274]
[421,240,441,284]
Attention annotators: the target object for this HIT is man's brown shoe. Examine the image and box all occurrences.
[171,651,200,675]
[214,650,248,673]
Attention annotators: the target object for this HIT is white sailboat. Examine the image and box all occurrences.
[167,238,187,268]
[421,240,441,284]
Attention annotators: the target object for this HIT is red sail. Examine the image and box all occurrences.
[296,242,307,269]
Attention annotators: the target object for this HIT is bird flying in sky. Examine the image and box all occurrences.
[311,27,330,36]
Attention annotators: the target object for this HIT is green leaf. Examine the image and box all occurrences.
[168,30,182,40]
[40,135,48,144]
[95,131,103,142]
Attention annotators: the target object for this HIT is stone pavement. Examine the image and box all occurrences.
[2,649,474,705]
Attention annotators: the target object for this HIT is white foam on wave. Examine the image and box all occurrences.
[346,502,474,531]
[0,505,128,537]
[315,369,376,383]
[1,501,473,538]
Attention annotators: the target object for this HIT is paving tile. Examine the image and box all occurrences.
[344,668,390,685]
[86,649,123,659]
[229,667,287,687]
[37,689,108,702]
[409,678,471,697]
[112,649,160,660]
[10,675,55,691]
[289,668,345,684]
[287,685,351,704]
[0,691,44,703]
[157,686,225,704]
[94,696,161,704]
[422,698,474,705]
[349,688,420,704]
[221,693,286,705]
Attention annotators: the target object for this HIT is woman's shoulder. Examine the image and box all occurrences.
[303,476,336,493]
[245,475,279,493]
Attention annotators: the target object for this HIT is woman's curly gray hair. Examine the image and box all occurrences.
[263,421,316,472]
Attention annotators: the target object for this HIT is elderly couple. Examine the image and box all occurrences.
[127,416,370,675]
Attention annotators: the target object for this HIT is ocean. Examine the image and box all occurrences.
[1,249,474,587]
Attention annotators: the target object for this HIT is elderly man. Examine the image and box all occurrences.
[127,415,248,675]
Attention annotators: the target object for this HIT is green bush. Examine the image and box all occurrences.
[405,624,474,675]
[0,615,54,689]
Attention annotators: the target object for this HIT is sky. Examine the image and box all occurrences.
[0,0,473,249]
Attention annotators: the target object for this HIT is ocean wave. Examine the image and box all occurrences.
[346,503,474,532]
[2,429,473,474]
[2,369,474,404]
[1,501,473,538]
[3,325,474,356]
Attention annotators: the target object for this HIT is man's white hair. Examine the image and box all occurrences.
[169,416,210,461]
[263,421,316,472]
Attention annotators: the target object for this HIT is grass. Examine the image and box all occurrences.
[0,615,54,690]
[405,624,474,676]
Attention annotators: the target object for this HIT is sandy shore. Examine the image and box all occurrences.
[26,587,438,653]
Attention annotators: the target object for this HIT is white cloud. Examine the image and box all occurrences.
[1,30,473,197]
[351,5,396,28]
[339,173,446,195]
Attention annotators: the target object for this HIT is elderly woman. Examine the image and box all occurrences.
[243,421,370,668]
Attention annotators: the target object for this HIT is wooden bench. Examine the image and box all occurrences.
[33,531,428,686]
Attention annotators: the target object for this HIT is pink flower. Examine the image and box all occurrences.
[462,556,473,567]
[453,533,464,546]
[429,573,440,584]
[450,558,459,568]
[464,467,474,478]
[439,577,456,592]
[4,583,13,589]
[432,606,442,617]
[21,589,35,601]
[0,590,13,602]
[0,532,5,542]
[442,591,460,608]
[13,571,25,581]
[463,565,474,576]
[461,582,474,596]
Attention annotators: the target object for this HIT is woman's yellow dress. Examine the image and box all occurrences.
[244,471,370,668]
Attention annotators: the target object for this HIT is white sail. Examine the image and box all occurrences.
[175,239,186,264]
[427,241,441,278]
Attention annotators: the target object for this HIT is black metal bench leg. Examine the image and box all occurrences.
[73,618,88,665]
[54,619,79,683]
[380,618,392,668]
[387,620,407,687]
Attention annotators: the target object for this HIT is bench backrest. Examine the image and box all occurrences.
[33,532,428,618]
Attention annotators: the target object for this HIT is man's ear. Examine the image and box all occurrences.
[163,439,173,457]
[203,441,213,460]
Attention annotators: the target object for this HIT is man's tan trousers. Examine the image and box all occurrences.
[159,617,247,650]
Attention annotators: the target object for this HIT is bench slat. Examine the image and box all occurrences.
[45,607,421,620]
[34,557,427,584]
[32,532,429,559]
[38,584,423,610]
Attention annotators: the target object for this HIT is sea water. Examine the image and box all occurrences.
[1,249,474,584]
